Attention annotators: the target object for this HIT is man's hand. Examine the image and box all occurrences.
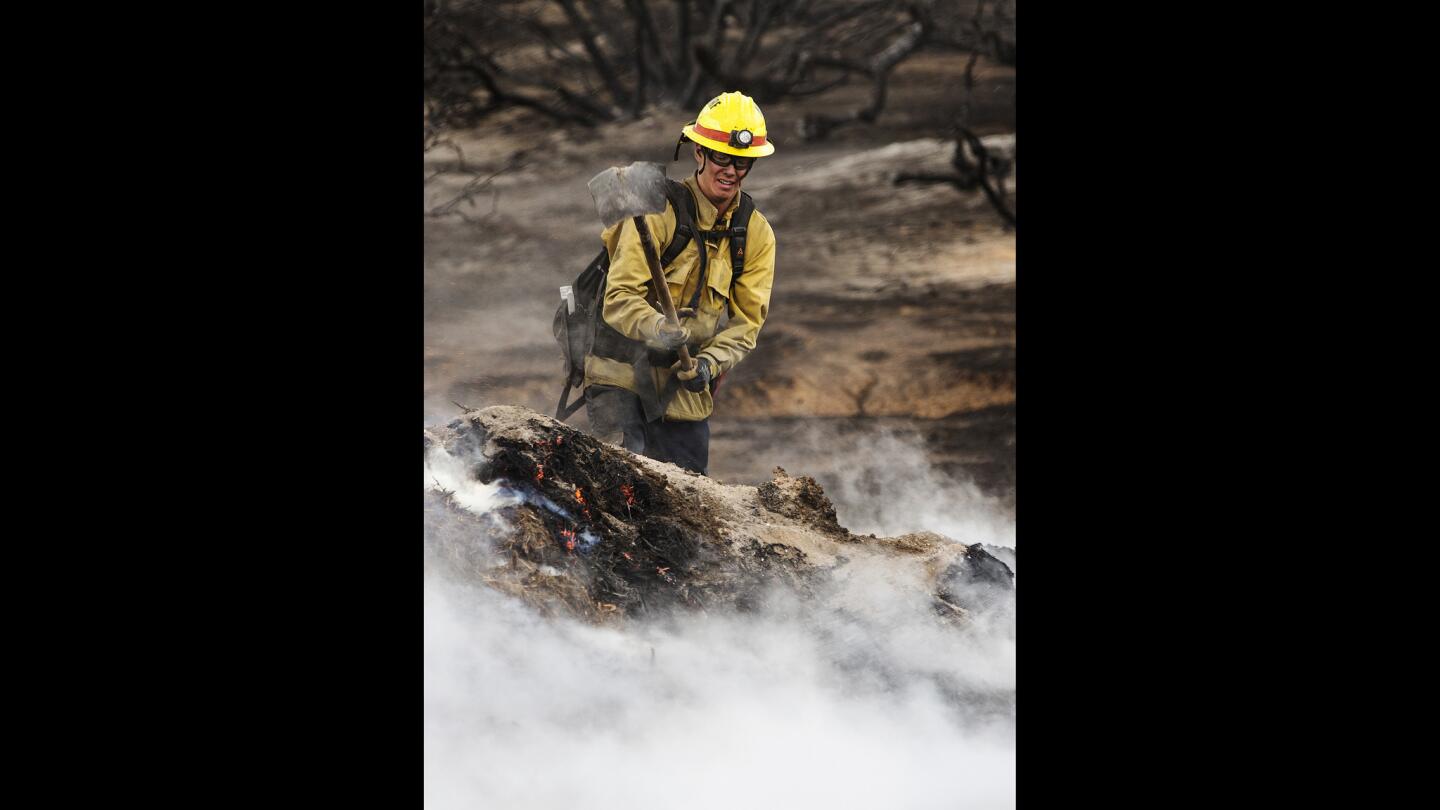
[671,356,712,393]
[651,315,691,350]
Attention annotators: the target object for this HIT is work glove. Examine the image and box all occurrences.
[671,356,712,393]
[651,315,691,350]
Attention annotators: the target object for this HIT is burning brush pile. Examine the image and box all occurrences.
[424,406,1014,626]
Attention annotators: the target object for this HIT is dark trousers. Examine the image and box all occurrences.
[584,385,710,475]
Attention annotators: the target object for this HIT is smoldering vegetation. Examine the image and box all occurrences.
[425,406,1014,623]
[425,406,1015,809]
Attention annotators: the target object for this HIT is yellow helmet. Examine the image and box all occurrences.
[680,91,776,158]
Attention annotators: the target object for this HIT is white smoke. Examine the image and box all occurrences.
[425,578,1014,810]
[425,443,518,515]
[424,447,1016,809]
[816,428,1015,554]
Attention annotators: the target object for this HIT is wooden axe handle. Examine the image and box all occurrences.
[631,215,694,371]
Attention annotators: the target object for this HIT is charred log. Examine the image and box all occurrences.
[425,406,1014,626]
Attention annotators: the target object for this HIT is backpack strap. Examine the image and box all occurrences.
[711,192,756,390]
[728,191,755,288]
[658,180,697,268]
[679,189,758,315]
[554,247,610,421]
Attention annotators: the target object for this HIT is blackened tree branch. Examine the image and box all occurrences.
[957,127,1015,228]
[895,126,1015,228]
[557,0,630,109]
[799,18,925,140]
[425,0,1015,152]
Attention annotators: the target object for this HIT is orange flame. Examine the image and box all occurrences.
[574,487,585,504]
[561,528,576,552]
[620,484,635,506]
[534,464,545,482]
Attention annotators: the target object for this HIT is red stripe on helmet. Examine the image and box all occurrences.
[691,123,766,147]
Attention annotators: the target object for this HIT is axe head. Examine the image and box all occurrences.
[587,161,670,227]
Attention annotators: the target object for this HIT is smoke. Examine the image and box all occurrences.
[426,443,518,515]
[425,579,1014,809]
[424,445,1016,809]
[817,428,1016,554]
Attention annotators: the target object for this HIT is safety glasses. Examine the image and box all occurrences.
[703,147,755,173]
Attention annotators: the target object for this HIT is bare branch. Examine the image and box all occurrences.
[894,127,1015,229]
[628,0,676,81]
[957,126,1015,228]
[676,0,692,93]
[557,0,630,109]
[427,164,509,221]
[631,0,648,117]
[799,19,925,140]
[424,0,1014,155]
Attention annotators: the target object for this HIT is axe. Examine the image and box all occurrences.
[587,161,695,372]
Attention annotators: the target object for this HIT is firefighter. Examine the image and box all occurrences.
[583,91,777,476]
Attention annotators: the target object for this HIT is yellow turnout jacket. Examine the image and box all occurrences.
[583,175,775,421]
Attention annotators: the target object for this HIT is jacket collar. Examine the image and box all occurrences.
[682,174,737,230]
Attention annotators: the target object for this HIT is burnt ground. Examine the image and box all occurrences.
[425,51,1015,519]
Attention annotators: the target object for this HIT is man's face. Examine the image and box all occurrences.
[694,146,753,207]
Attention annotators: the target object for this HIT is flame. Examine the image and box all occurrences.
[620,484,635,506]
[569,487,592,521]
[534,464,545,482]
[622,552,633,561]
[561,528,576,552]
